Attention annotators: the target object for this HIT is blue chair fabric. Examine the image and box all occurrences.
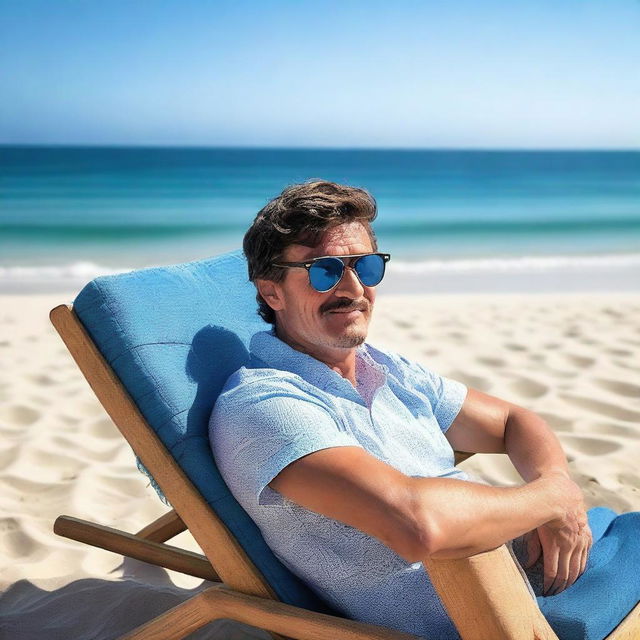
[73,250,331,613]
[539,507,640,640]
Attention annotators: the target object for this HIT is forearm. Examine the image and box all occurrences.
[411,474,564,560]
[504,406,570,482]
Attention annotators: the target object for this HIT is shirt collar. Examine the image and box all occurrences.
[248,329,386,400]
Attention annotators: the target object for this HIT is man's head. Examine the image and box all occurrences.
[243,180,382,356]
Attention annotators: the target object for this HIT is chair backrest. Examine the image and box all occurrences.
[72,250,329,612]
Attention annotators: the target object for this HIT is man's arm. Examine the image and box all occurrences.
[444,388,569,481]
[445,388,592,595]
[269,444,571,562]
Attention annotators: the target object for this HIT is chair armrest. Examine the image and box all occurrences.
[423,544,558,640]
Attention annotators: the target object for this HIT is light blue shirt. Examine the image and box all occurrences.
[209,330,468,639]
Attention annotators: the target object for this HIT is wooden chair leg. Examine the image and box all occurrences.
[120,589,209,640]
[120,584,418,640]
[136,509,187,543]
[54,515,219,582]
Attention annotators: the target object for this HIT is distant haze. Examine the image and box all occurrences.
[1,0,639,149]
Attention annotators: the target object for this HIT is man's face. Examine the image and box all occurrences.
[259,221,377,358]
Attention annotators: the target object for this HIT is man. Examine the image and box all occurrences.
[209,180,592,639]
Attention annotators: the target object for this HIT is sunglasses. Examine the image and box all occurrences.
[272,252,391,293]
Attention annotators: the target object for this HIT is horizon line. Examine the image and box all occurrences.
[2,142,639,153]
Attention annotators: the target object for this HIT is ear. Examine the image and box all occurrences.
[256,278,285,312]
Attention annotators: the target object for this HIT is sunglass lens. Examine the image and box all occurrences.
[355,254,385,287]
[309,257,344,292]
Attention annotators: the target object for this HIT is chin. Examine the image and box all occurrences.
[332,332,367,348]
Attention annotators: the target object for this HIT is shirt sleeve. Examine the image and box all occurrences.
[396,355,468,433]
[210,381,361,507]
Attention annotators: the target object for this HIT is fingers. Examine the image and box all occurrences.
[578,545,588,580]
[546,553,569,596]
[543,542,560,596]
[564,544,584,591]
[579,525,593,577]
[543,527,593,596]
[524,530,542,570]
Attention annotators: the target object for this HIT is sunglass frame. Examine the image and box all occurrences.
[272,252,391,292]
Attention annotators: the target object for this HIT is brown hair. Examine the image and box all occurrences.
[243,180,378,324]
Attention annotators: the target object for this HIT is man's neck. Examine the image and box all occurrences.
[274,327,359,387]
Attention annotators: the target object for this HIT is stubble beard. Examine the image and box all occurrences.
[331,332,367,348]
[321,319,368,349]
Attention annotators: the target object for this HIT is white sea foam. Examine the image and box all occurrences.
[0,262,131,280]
[390,253,640,274]
[381,253,640,294]
[0,262,132,293]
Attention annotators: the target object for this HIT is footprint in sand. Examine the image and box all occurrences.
[78,400,105,417]
[559,393,640,423]
[536,412,574,432]
[88,417,121,439]
[0,519,36,558]
[592,378,640,399]
[613,359,640,373]
[608,348,632,358]
[536,363,577,379]
[0,445,19,470]
[99,473,148,497]
[447,370,491,392]
[476,356,506,368]
[564,353,595,368]
[504,343,527,352]
[508,376,548,399]
[0,404,40,426]
[617,473,640,490]
[27,374,57,386]
[393,320,414,329]
[559,434,622,456]
[58,414,80,426]
[27,448,86,474]
[592,422,638,438]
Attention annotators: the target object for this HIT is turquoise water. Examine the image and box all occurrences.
[1,146,639,276]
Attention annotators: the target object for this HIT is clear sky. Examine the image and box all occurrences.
[1,0,639,148]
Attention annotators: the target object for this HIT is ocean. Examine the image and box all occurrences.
[1,146,639,293]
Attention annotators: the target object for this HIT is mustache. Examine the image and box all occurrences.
[321,298,371,314]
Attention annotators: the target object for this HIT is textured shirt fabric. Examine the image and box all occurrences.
[209,330,468,640]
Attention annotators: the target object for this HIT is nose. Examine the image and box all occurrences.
[333,265,365,298]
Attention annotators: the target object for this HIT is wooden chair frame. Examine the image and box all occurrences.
[50,304,640,640]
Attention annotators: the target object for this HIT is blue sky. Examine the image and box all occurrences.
[1,0,639,148]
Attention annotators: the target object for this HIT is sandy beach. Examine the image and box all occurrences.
[1,291,639,639]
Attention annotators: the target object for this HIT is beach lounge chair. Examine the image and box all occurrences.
[50,250,640,640]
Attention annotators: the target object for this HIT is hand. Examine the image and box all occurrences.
[537,471,593,596]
